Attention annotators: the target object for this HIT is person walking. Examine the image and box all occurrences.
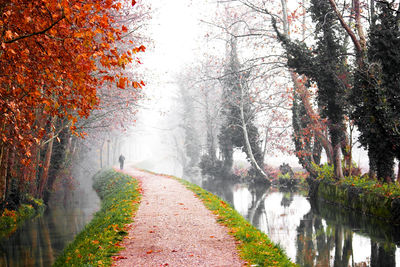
[119,154,125,170]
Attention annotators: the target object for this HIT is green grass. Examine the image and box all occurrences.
[314,163,400,199]
[53,169,141,267]
[162,174,296,267]
[0,196,44,239]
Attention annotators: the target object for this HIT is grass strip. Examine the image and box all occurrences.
[176,178,296,267]
[148,173,295,267]
[53,169,141,267]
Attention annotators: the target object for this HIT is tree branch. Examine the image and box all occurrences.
[327,0,362,54]
[4,15,65,44]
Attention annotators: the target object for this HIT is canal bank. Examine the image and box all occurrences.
[308,177,400,224]
[184,171,400,266]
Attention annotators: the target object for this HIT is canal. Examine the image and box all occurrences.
[0,175,100,267]
[186,174,400,266]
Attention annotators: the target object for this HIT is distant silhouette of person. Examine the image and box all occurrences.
[119,154,125,170]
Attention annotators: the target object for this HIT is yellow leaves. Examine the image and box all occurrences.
[94,28,103,35]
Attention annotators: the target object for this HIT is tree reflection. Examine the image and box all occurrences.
[199,174,399,267]
[314,217,334,266]
[281,191,294,208]
[295,209,398,267]
[296,210,356,267]
[371,240,395,267]
[0,189,98,266]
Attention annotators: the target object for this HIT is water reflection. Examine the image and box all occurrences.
[191,174,400,266]
[0,185,99,266]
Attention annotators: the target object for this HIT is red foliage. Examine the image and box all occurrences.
[0,0,145,163]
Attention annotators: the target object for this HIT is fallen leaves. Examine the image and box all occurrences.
[112,256,127,260]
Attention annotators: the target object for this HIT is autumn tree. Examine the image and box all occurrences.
[174,58,225,177]
[175,75,202,176]
[0,0,146,209]
[270,0,351,179]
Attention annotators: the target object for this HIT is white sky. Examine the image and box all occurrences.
[123,0,211,175]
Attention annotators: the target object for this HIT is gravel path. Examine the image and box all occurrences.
[113,166,245,267]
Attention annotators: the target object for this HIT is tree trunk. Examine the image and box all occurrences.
[107,139,110,166]
[0,147,9,209]
[261,128,269,164]
[0,145,6,206]
[99,141,103,169]
[205,96,217,162]
[333,144,344,179]
[38,117,57,198]
[397,162,400,183]
[239,82,267,178]
[292,73,334,163]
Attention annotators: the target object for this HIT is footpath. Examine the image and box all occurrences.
[113,166,245,267]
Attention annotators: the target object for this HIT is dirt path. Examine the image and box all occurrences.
[113,166,245,267]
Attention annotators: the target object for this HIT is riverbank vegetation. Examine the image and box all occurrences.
[309,163,400,223]
[0,196,44,239]
[54,169,141,266]
[314,164,400,199]
[175,176,296,266]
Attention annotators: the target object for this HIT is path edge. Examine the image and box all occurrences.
[139,169,297,267]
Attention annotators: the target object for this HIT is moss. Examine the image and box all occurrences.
[312,178,399,224]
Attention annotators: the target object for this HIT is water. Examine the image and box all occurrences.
[188,174,400,267]
[0,184,100,266]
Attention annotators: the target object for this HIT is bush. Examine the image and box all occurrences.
[199,154,223,176]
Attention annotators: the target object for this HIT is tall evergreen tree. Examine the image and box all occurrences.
[218,36,264,176]
[351,1,400,181]
[273,0,349,179]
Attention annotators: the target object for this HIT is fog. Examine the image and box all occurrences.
[115,0,372,178]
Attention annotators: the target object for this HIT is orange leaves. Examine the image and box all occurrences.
[0,0,146,197]
[132,81,145,89]
[5,30,13,39]
[117,77,128,89]
[132,45,146,54]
